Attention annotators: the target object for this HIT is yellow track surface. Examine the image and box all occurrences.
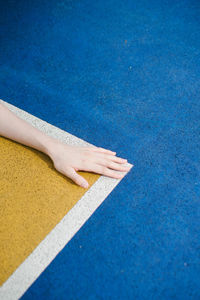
[0,136,100,285]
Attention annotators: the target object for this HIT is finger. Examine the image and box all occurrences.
[89,164,127,179]
[87,147,116,155]
[62,167,89,188]
[97,160,132,172]
[94,152,128,164]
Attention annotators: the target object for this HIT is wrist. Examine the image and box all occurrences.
[37,133,56,156]
[43,136,59,160]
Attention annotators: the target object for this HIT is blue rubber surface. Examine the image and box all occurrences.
[1,0,200,298]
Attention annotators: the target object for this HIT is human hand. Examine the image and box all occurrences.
[47,140,132,188]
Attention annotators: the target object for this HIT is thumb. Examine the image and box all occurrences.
[65,167,89,189]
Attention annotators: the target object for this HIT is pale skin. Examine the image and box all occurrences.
[0,101,132,188]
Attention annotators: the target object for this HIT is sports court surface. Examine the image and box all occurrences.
[0,0,200,299]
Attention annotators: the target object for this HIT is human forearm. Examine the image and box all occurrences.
[0,102,53,155]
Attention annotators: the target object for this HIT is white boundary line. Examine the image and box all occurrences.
[0,99,132,300]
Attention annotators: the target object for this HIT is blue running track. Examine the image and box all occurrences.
[1,0,200,299]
